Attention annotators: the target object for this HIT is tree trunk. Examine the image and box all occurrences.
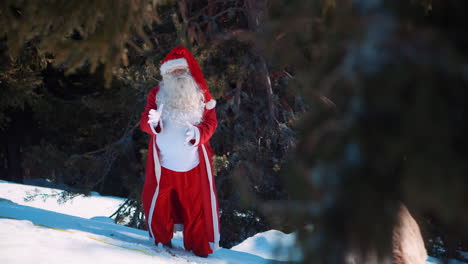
[392,204,428,264]
[245,0,277,123]
[3,111,27,183]
[346,204,428,264]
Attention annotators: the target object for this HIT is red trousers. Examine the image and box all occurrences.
[144,166,212,256]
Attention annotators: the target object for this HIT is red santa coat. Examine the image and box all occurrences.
[140,85,220,253]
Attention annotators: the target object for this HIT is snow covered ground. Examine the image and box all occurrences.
[0,180,125,218]
[232,230,302,262]
[0,180,466,264]
[0,180,298,264]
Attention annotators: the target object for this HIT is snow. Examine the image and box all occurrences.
[0,180,292,264]
[232,230,302,262]
[0,180,125,219]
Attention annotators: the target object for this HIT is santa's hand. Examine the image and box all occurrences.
[185,123,196,145]
[147,104,164,126]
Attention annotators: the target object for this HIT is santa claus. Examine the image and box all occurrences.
[139,46,219,257]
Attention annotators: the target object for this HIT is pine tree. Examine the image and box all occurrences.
[265,0,468,262]
[0,0,161,87]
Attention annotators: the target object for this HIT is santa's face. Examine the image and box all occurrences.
[157,72,205,125]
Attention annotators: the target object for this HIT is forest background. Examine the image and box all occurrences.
[1,0,468,263]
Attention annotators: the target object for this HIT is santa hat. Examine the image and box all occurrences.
[160,46,216,110]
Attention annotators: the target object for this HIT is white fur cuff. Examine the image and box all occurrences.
[206,99,216,110]
[160,58,189,75]
[193,126,200,146]
[149,120,163,135]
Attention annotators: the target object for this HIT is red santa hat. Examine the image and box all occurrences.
[160,46,216,110]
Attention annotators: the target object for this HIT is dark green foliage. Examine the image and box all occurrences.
[265,0,468,262]
[0,40,44,129]
[0,0,161,86]
[211,54,300,246]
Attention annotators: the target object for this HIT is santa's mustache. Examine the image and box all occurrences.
[162,74,201,94]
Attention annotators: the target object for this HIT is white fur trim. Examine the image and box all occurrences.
[149,124,157,135]
[160,58,189,75]
[205,99,216,110]
[149,120,163,135]
[148,137,162,240]
[193,126,200,146]
[201,144,220,251]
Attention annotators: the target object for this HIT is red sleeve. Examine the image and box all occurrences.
[140,86,162,135]
[192,107,217,146]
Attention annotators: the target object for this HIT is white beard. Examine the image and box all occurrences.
[156,74,205,125]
